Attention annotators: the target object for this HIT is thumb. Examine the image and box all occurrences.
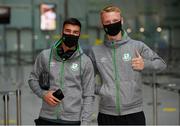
[135,50,141,58]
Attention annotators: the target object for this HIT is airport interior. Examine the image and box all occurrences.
[0,0,180,125]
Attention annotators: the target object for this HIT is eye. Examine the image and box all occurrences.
[73,31,80,36]
[112,19,120,23]
[103,21,111,25]
[64,29,71,34]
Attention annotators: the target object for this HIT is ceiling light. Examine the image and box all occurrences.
[139,27,145,32]
[168,83,176,87]
[127,28,132,33]
[157,27,162,32]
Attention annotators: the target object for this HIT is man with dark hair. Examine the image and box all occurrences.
[88,5,167,125]
[28,18,95,125]
[63,17,81,28]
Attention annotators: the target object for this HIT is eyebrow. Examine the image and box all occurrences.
[64,29,80,35]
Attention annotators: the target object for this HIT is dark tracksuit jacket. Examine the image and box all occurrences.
[28,45,95,124]
[89,32,167,116]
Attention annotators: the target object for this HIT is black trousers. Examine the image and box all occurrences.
[98,111,146,125]
[34,117,81,126]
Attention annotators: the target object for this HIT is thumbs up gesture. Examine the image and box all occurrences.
[131,50,144,71]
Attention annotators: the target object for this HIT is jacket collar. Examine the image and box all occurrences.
[52,44,83,62]
[104,30,130,48]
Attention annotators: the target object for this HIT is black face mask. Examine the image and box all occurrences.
[103,21,122,36]
[56,46,76,60]
[62,33,79,48]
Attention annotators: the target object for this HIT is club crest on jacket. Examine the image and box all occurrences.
[71,63,79,71]
[122,53,131,61]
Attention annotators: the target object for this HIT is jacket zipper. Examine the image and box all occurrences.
[56,60,65,119]
[112,42,120,114]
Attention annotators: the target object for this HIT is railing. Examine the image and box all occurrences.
[142,71,180,125]
[0,89,21,126]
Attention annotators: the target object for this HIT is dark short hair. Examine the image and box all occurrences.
[63,18,81,29]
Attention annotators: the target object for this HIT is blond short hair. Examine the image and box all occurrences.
[101,5,121,15]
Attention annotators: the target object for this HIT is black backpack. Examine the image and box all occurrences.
[39,70,50,90]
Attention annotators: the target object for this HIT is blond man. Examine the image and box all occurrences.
[89,5,166,125]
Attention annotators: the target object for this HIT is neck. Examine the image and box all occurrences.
[61,43,76,52]
[107,31,122,41]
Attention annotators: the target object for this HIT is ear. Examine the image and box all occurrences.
[121,17,124,25]
[100,16,104,28]
[100,22,104,28]
[61,29,64,35]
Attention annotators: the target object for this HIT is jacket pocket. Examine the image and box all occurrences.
[41,101,57,116]
[120,80,142,106]
[63,90,81,113]
[99,84,116,107]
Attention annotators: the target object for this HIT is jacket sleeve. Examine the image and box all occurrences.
[85,47,98,74]
[140,42,167,72]
[81,58,95,125]
[28,51,48,98]
[86,47,102,95]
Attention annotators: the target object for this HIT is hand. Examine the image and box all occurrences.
[131,50,144,71]
[43,91,61,106]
